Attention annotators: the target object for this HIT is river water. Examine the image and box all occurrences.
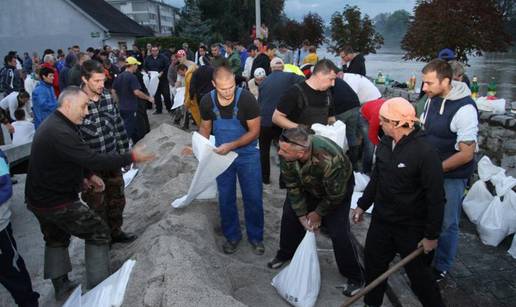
[321,46,516,101]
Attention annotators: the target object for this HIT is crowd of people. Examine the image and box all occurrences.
[0,36,478,307]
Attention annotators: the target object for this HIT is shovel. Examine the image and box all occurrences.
[341,246,425,307]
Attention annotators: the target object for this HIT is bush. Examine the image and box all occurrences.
[135,36,201,51]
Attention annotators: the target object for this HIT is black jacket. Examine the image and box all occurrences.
[343,53,366,76]
[250,53,271,77]
[25,111,132,208]
[357,128,445,239]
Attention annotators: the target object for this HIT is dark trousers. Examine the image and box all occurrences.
[275,184,364,283]
[154,76,172,112]
[28,201,110,247]
[120,110,137,144]
[259,125,281,183]
[0,224,40,307]
[135,100,150,142]
[364,219,444,307]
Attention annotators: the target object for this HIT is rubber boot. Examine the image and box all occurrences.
[44,246,77,300]
[85,243,110,289]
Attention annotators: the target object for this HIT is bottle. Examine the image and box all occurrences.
[409,73,416,91]
[376,71,385,85]
[470,76,479,99]
[487,77,497,97]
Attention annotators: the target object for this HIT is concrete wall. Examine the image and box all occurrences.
[0,0,106,57]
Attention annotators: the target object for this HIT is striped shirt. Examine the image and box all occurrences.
[79,90,129,155]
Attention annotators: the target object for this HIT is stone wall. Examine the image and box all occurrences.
[377,84,516,176]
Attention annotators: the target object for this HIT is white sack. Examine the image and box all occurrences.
[501,190,516,234]
[311,120,348,152]
[142,71,160,97]
[171,132,237,208]
[463,180,494,224]
[350,191,373,214]
[123,166,139,188]
[477,156,504,181]
[272,231,320,307]
[353,172,370,192]
[63,259,136,307]
[172,87,185,110]
[475,97,506,114]
[477,197,509,246]
[493,174,516,197]
[62,286,82,307]
[509,234,516,259]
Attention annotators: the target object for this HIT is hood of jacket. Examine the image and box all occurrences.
[447,80,471,101]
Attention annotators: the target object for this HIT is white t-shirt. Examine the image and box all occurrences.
[11,120,35,145]
[242,56,254,79]
[343,73,381,104]
[0,91,19,121]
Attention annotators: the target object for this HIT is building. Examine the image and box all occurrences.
[107,0,180,35]
[0,0,153,57]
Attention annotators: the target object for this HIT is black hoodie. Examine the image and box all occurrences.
[343,53,366,76]
[357,127,445,239]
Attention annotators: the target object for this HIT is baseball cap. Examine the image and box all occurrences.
[379,97,419,128]
[176,49,186,57]
[254,67,266,78]
[438,48,455,61]
[270,57,284,68]
[125,56,141,66]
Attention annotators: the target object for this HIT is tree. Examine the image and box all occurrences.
[373,10,411,45]
[177,0,212,43]
[328,5,384,55]
[275,19,303,49]
[401,0,512,63]
[301,12,325,47]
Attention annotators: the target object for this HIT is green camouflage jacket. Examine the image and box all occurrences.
[280,135,353,217]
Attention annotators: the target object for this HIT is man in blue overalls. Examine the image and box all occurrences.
[199,65,264,255]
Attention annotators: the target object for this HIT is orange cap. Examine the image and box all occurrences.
[379,97,419,128]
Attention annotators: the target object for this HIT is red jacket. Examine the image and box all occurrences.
[360,98,386,145]
[41,62,60,97]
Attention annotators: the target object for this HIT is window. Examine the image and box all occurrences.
[132,2,147,11]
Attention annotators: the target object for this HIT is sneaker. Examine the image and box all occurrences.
[340,280,363,297]
[267,257,287,269]
[250,241,265,255]
[111,232,137,244]
[153,110,163,115]
[433,268,447,282]
[222,240,240,254]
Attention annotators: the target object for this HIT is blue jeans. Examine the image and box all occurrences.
[433,178,467,272]
[216,151,264,243]
[359,116,375,174]
[120,110,137,143]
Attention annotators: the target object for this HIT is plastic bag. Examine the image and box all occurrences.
[477,197,509,246]
[271,231,320,307]
[353,172,370,192]
[477,156,504,181]
[311,120,348,152]
[475,97,506,114]
[509,234,516,259]
[463,181,494,224]
[171,132,237,208]
[172,87,185,110]
[142,71,160,97]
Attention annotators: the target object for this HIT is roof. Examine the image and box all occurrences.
[66,0,153,37]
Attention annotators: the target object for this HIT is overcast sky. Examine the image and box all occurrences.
[164,0,416,21]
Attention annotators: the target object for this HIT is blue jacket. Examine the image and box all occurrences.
[32,81,57,129]
[0,150,12,206]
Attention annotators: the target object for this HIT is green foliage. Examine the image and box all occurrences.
[328,5,384,55]
[275,12,325,49]
[402,0,513,63]
[135,36,200,51]
[373,10,411,45]
[177,0,212,43]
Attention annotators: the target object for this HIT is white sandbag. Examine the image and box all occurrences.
[501,190,516,234]
[509,234,516,259]
[494,175,516,197]
[475,97,506,114]
[462,180,494,224]
[353,172,370,192]
[311,120,348,152]
[171,132,237,208]
[272,231,320,307]
[142,71,160,97]
[62,286,82,307]
[123,166,139,188]
[477,156,504,181]
[172,86,185,110]
[350,191,373,214]
[477,197,509,246]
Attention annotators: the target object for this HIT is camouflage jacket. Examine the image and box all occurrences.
[280,135,353,217]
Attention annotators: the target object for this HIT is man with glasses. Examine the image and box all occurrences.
[353,98,445,307]
[199,65,264,255]
[268,127,365,297]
